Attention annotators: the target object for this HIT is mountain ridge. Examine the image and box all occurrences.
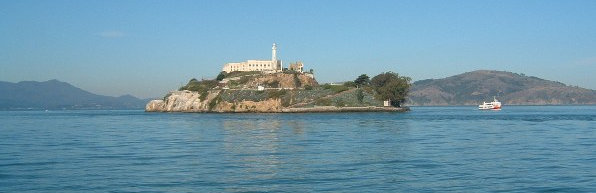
[407,70,595,106]
[0,79,148,110]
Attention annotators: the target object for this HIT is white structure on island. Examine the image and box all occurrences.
[289,61,304,73]
[222,43,283,73]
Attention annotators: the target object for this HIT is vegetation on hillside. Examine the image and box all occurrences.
[407,70,596,105]
[339,72,412,107]
[370,72,411,107]
[175,70,412,108]
[322,84,350,93]
[354,74,370,86]
[221,71,262,79]
[178,78,218,93]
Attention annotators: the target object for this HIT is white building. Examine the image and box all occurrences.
[222,43,283,73]
[289,61,304,73]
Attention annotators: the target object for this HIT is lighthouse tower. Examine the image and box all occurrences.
[221,43,284,73]
[272,43,277,62]
[272,43,282,71]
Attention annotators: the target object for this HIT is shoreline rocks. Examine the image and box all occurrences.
[145,90,408,113]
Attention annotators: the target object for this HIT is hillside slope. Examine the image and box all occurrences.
[146,72,402,113]
[0,80,147,110]
[407,70,595,106]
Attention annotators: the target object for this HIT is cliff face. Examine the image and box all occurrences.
[145,90,283,113]
[145,89,406,113]
[146,72,406,113]
[146,90,216,112]
[147,72,316,113]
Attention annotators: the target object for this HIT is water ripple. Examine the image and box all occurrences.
[0,106,595,192]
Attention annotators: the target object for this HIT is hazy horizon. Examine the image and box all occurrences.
[2,1,595,98]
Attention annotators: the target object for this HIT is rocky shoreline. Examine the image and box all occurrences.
[147,72,411,113]
[145,90,409,113]
[146,105,409,113]
[281,106,408,113]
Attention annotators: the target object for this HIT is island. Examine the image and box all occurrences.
[146,43,410,113]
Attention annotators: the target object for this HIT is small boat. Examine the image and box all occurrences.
[479,97,502,110]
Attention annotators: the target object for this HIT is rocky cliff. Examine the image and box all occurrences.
[145,90,283,113]
[146,72,406,113]
[145,90,406,113]
[146,72,311,113]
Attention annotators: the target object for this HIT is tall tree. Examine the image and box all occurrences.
[354,74,370,86]
[370,72,411,107]
[216,72,227,81]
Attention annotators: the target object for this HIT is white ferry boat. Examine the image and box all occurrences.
[478,97,502,110]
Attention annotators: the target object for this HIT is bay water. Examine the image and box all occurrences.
[1,106,595,192]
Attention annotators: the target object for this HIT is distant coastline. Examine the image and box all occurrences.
[0,79,147,110]
[407,70,596,106]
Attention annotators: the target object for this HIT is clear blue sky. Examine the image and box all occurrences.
[1,0,595,98]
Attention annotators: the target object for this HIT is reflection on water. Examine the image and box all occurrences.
[214,114,416,192]
[222,118,283,182]
[1,107,595,192]
[287,120,305,135]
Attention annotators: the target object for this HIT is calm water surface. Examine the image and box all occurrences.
[1,106,595,192]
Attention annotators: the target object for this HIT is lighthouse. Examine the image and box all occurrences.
[221,43,283,73]
[272,43,282,71]
[272,43,277,62]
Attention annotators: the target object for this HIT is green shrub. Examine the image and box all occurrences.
[335,99,345,107]
[331,85,349,93]
[356,89,364,103]
[363,86,374,94]
[199,90,208,101]
[216,72,226,81]
[371,72,411,107]
[343,81,357,88]
[179,79,218,93]
[225,71,262,78]
[315,98,332,106]
[163,93,172,101]
[267,89,287,99]
[321,84,349,93]
[283,70,300,75]
[266,80,280,88]
[354,74,370,86]
[238,76,251,84]
[281,97,291,107]
[208,94,221,111]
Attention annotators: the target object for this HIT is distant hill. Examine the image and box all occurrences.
[407,70,596,106]
[0,79,148,110]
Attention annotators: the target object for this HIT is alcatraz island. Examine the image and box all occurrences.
[146,43,411,113]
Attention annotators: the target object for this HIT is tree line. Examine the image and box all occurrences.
[344,72,411,107]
